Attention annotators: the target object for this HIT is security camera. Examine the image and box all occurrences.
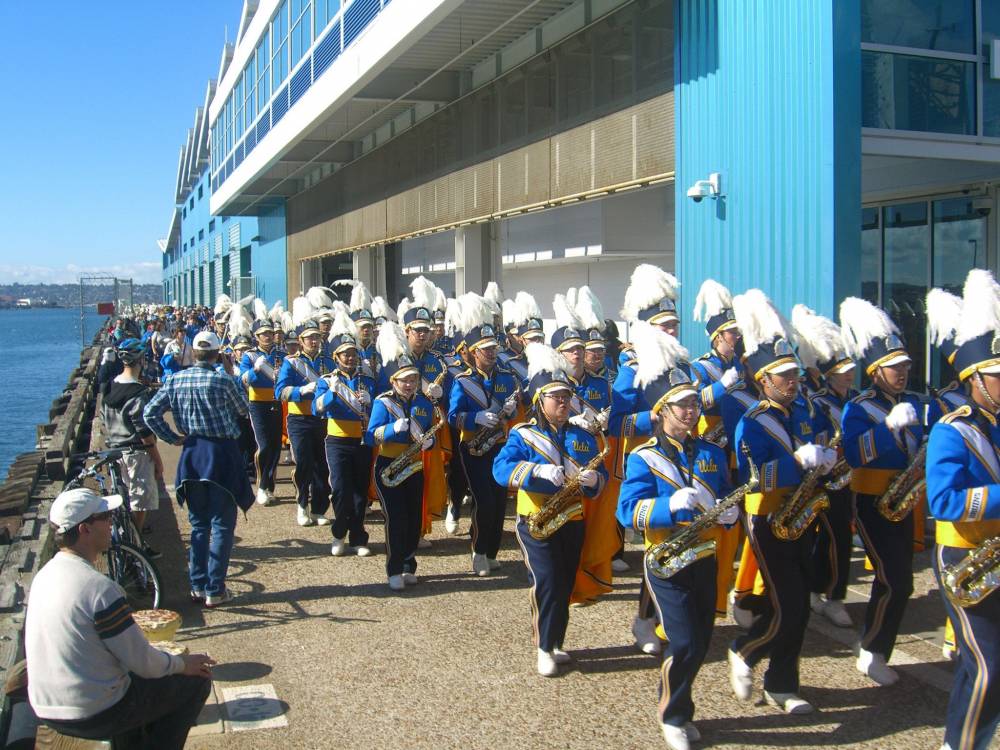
[973,197,992,217]
[686,173,722,203]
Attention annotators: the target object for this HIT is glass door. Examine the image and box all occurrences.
[883,202,930,392]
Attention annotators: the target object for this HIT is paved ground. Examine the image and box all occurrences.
[141,440,992,750]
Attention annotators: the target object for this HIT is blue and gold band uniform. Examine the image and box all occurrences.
[447,361,519,562]
[314,368,375,547]
[618,434,730,731]
[928,403,1000,750]
[365,390,436,577]
[493,419,606,653]
[842,386,924,660]
[732,396,823,695]
[239,342,285,495]
[276,350,336,516]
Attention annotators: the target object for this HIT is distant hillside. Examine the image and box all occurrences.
[0,283,163,309]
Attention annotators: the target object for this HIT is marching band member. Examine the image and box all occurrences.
[365,323,437,591]
[239,317,285,508]
[442,297,472,535]
[448,294,519,576]
[617,322,735,750]
[791,304,857,629]
[575,286,612,385]
[276,299,335,527]
[498,292,545,389]
[927,269,1000,750]
[492,343,607,676]
[927,288,969,427]
[348,281,378,380]
[728,289,835,715]
[314,310,375,557]
[840,296,924,686]
[485,281,505,346]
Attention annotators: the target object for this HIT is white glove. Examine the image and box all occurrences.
[717,502,740,526]
[425,382,443,400]
[817,446,838,473]
[253,357,267,372]
[578,469,599,489]
[393,418,410,434]
[568,414,596,432]
[794,443,824,470]
[475,411,500,428]
[357,389,371,406]
[885,402,918,432]
[299,382,317,396]
[720,367,741,390]
[502,399,517,418]
[533,464,566,486]
[421,438,434,450]
[669,486,713,514]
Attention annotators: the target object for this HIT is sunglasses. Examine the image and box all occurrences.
[84,511,112,524]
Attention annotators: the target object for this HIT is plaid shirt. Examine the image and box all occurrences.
[143,363,249,444]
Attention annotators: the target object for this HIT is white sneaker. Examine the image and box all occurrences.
[488,558,501,571]
[810,592,825,613]
[255,488,273,506]
[764,690,814,714]
[632,616,662,655]
[611,558,631,573]
[942,642,957,661]
[355,545,373,557]
[461,494,471,506]
[330,537,348,556]
[821,599,853,628]
[205,590,236,608]
[402,572,418,586]
[537,649,558,677]
[661,723,691,750]
[312,513,331,526]
[444,509,459,535]
[297,506,316,526]
[552,648,571,664]
[684,723,701,742]
[857,648,899,686]
[388,575,406,591]
[732,598,754,630]
[728,649,753,701]
[472,553,491,577]
[418,537,432,549]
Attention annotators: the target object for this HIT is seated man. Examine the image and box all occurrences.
[26,487,214,749]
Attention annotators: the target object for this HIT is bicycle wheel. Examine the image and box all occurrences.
[95,542,162,610]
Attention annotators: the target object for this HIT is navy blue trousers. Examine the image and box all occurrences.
[935,545,1000,750]
[374,456,422,576]
[854,493,914,659]
[446,425,469,519]
[647,556,716,727]
[515,516,585,652]
[812,487,854,600]
[460,445,507,557]
[287,414,330,514]
[732,513,812,693]
[248,401,283,492]
[326,437,372,546]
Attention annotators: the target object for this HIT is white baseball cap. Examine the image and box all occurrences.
[192,331,222,351]
[50,488,122,533]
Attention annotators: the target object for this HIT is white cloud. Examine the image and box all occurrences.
[0,262,162,285]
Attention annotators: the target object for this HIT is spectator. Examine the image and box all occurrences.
[26,487,214,748]
[96,347,123,391]
[143,331,254,607]
[160,328,192,379]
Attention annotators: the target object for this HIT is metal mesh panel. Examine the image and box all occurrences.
[635,92,674,180]
[497,141,550,213]
[550,122,592,197]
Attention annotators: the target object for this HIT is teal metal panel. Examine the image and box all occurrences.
[674,0,860,352]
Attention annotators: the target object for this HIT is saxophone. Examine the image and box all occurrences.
[769,427,841,541]
[381,418,446,487]
[467,388,520,456]
[702,420,728,448]
[527,431,609,540]
[646,444,758,579]
[942,536,1000,608]
[876,442,927,522]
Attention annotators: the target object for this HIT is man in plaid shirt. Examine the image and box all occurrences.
[144,331,254,608]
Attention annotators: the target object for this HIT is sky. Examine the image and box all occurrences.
[0,2,244,284]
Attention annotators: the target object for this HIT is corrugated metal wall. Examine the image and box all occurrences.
[674,0,860,351]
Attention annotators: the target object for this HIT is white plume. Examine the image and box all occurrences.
[291,296,316,327]
[350,282,372,313]
[791,304,845,369]
[525,342,569,381]
[575,286,605,330]
[306,286,334,309]
[396,297,412,321]
[268,301,285,323]
[227,304,252,340]
[444,297,462,335]
[502,299,519,325]
[375,321,411,366]
[631,321,691,388]
[732,289,796,357]
[621,264,680,321]
[553,293,583,330]
[515,291,542,324]
[331,279,359,288]
[484,281,502,315]
[927,288,963,347]
[693,279,733,321]
[253,298,268,321]
[331,300,350,319]
[566,287,578,313]
[838,297,899,360]
[329,308,358,342]
[456,293,494,335]
[956,269,1000,347]
[280,311,295,333]
[433,286,447,313]
[213,293,233,317]
[410,276,437,311]
[372,296,397,322]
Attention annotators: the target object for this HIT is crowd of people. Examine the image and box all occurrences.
[20,264,1000,750]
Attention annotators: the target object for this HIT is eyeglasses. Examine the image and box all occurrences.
[543,391,572,402]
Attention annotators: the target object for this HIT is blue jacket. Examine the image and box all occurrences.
[364,392,436,450]
[571,371,612,415]
[498,349,529,390]
[313,369,376,439]
[493,419,607,517]
[275,352,336,415]
[690,352,738,417]
[842,388,924,495]
[376,350,448,399]
[617,435,731,545]
[447,365,519,444]
[238,346,285,401]
[927,380,970,428]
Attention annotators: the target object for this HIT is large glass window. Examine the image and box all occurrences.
[862,51,975,134]
[883,202,929,391]
[862,0,974,54]
[271,1,289,92]
[315,0,341,36]
[556,31,592,124]
[256,31,271,111]
[636,0,672,94]
[861,207,881,304]
[983,2,1000,136]
[933,197,987,293]
[290,0,313,69]
[593,10,634,110]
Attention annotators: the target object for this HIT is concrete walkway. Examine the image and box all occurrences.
[145,439,964,750]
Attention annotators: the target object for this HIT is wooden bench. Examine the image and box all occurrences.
[34,726,111,749]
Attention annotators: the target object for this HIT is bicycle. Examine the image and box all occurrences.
[67,449,163,610]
